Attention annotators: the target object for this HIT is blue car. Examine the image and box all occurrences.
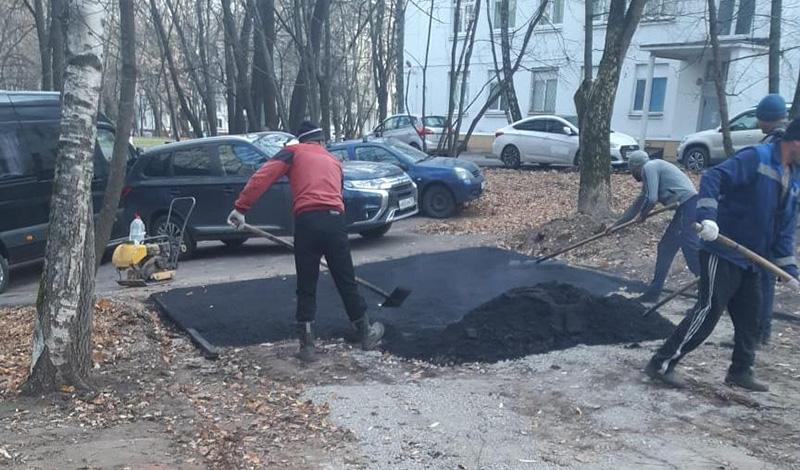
[328,138,485,218]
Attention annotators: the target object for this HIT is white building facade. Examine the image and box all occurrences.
[403,0,800,155]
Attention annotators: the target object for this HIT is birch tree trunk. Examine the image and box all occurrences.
[23,0,105,395]
[95,0,136,269]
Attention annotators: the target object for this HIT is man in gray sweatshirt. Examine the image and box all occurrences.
[611,150,700,302]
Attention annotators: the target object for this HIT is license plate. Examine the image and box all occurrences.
[399,197,414,210]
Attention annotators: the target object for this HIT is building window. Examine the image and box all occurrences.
[543,0,564,24]
[717,0,754,35]
[633,77,667,113]
[492,0,516,29]
[530,69,558,114]
[217,118,223,128]
[454,0,477,33]
[643,0,676,19]
[488,73,508,112]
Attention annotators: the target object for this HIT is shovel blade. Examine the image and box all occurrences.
[379,287,411,308]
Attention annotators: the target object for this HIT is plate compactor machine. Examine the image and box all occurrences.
[112,197,195,287]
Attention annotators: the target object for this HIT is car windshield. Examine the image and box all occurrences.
[383,139,429,163]
[251,133,293,158]
[423,116,446,128]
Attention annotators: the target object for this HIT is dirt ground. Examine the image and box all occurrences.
[3,168,800,469]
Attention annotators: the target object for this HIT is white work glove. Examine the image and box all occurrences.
[697,220,719,242]
[227,209,246,230]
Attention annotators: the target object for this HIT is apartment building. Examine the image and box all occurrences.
[403,0,800,156]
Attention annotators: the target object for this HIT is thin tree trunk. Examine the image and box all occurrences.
[23,0,106,396]
[707,0,733,156]
[442,0,462,153]
[450,0,481,156]
[149,0,204,137]
[420,0,434,152]
[394,0,406,115]
[95,0,136,269]
[50,0,66,91]
[320,16,332,140]
[574,0,646,216]
[195,0,217,135]
[236,10,255,131]
[221,0,239,133]
[258,0,278,129]
[768,0,781,94]
[583,0,593,83]
[26,0,53,90]
[499,0,521,121]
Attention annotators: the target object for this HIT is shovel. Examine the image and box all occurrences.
[535,203,679,264]
[240,223,411,308]
[643,224,800,316]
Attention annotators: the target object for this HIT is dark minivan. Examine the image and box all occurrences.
[0,91,126,293]
[121,136,418,258]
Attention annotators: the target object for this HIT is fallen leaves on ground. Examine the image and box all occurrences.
[0,298,347,469]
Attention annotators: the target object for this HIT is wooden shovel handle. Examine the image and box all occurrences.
[695,222,796,283]
[535,203,678,264]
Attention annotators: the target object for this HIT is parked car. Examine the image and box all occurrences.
[676,105,790,171]
[247,130,295,156]
[490,115,639,169]
[328,138,484,218]
[0,91,132,293]
[120,136,418,258]
[370,114,446,152]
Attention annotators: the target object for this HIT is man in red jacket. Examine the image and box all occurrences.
[227,121,384,362]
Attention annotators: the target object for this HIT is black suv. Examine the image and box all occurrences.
[0,91,128,293]
[121,136,418,258]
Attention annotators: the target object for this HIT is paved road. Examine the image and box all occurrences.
[0,219,489,307]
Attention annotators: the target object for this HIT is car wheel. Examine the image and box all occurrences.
[0,253,8,294]
[154,215,196,260]
[423,185,456,218]
[222,239,246,248]
[359,223,392,239]
[501,145,521,169]
[683,146,709,172]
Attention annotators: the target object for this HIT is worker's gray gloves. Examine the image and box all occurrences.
[698,220,719,241]
[227,209,246,230]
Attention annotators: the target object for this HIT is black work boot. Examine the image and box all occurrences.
[352,314,385,350]
[295,322,317,363]
[644,357,686,389]
[725,369,769,392]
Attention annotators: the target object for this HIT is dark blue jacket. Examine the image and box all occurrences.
[696,142,800,277]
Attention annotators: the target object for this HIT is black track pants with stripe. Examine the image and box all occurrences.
[650,250,762,375]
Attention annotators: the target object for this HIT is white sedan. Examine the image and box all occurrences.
[490,115,640,169]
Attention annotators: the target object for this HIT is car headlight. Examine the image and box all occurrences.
[344,175,408,190]
[454,167,472,182]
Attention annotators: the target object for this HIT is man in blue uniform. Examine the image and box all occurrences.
[645,118,800,392]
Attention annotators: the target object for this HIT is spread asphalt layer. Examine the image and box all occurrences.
[153,247,661,362]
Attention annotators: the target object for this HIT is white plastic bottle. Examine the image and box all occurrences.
[129,214,146,244]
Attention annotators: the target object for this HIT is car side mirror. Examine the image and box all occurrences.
[135,146,144,156]
[563,126,573,136]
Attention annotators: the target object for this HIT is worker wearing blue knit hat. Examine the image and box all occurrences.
[756,94,789,346]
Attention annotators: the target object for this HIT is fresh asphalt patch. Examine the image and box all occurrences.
[152,247,674,363]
